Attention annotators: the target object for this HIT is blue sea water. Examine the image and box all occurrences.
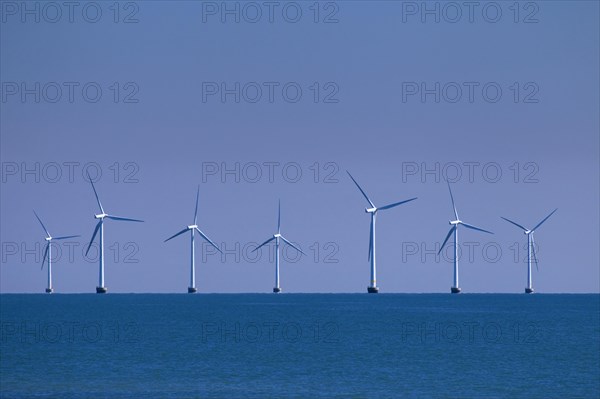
[1,294,599,398]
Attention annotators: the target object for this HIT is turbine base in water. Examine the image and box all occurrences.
[45,288,53,294]
[525,288,534,294]
[451,287,461,294]
[96,287,107,294]
[367,286,379,294]
[273,287,281,293]
[188,287,197,294]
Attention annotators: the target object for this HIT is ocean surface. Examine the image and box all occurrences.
[1,294,598,398]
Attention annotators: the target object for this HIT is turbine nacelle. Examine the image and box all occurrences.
[525,230,532,235]
[45,236,52,242]
[188,225,197,230]
[365,207,377,214]
[274,233,282,238]
[449,220,461,225]
[94,213,107,220]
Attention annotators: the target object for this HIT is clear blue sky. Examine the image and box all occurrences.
[1,1,598,293]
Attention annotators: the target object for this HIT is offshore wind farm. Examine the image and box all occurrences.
[24,177,561,295]
[1,2,598,398]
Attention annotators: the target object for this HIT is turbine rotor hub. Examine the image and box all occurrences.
[365,207,377,214]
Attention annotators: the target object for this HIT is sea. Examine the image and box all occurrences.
[1,294,599,398]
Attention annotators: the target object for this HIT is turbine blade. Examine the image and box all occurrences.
[461,222,494,234]
[531,234,539,272]
[438,226,455,255]
[447,181,459,220]
[379,197,418,211]
[194,185,200,225]
[164,227,189,242]
[87,171,104,214]
[368,216,373,262]
[278,199,281,234]
[346,171,375,208]
[85,222,102,256]
[106,215,144,222]
[52,235,80,240]
[532,208,558,232]
[280,235,306,256]
[500,217,528,231]
[252,236,276,252]
[33,210,50,237]
[41,243,49,270]
[195,227,222,254]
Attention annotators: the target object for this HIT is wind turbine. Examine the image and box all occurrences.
[252,200,305,293]
[347,171,417,293]
[164,185,223,293]
[85,173,144,293]
[438,181,493,293]
[501,208,557,294]
[33,210,79,293]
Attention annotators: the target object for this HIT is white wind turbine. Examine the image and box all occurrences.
[501,208,557,293]
[253,200,305,293]
[164,185,223,293]
[438,181,493,293]
[347,171,417,293]
[85,173,144,293]
[33,210,79,293]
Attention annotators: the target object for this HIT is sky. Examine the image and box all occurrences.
[1,1,598,293]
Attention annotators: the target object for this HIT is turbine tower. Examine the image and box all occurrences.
[164,185,223,293]
[85,173,143,293]
[33,210,79,293]
[438,181,493,293]
[253,200,305,293]
[347,171,417,293]
[501,208,557,293]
